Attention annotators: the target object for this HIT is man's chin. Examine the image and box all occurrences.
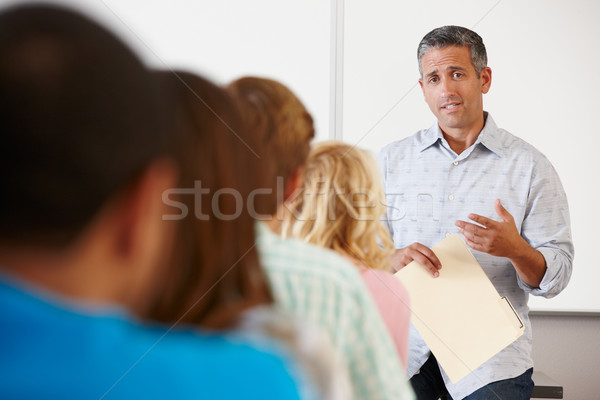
[437,116,464,130]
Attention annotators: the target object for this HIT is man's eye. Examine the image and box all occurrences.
[429,77,438,84]
[453,72,463,78]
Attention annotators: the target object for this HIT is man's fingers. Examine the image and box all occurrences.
[463,236,484,252]
[411,243,442,268]
[458,222,497,252]
[494,199,513,223]
[403,243,442,278]
[455,220,485,238]
[416,255,440,277]
[467,213,496,228]
[456,222,488,250]
[389,250,405,272]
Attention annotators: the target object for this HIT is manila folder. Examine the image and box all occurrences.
[394,235,524,383]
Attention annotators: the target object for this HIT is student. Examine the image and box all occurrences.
[147,70,274,329]
[147,70,350,400]
[379,25,574,399]
[282,141,411,368]
[227,76,415,400]
[0,5,312,399]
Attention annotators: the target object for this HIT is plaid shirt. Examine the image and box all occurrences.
[257,223,415,400]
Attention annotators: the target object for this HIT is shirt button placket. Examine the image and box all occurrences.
[446,159,460,239]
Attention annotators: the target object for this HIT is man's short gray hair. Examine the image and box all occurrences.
[417,25,488,78]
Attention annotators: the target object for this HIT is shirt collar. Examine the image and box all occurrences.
[417,112,505,157]
[255,220,271,240]
[416,123,443,152]
[474,112,505,157]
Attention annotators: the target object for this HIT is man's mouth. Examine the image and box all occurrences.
[443,103,459,109]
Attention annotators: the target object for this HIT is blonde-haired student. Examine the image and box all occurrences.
[284,141,410,368]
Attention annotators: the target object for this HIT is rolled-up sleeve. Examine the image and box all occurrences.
[517,156,574,298]
[518,246,573,297]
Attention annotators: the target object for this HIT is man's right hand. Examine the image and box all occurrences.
[390,243,442,277]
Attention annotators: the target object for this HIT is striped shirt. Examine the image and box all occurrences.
[378,113,574,399]
[257,222,415,400]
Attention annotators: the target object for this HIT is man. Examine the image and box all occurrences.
[379,26,573,399]
[0,5,310,399]
[228,76,415,400]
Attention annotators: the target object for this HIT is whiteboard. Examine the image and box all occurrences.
[339,0,599,312]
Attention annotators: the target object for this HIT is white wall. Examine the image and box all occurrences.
[340,0,600,312]
[1,0,332,143]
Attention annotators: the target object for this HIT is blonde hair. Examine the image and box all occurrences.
[283,141,394,271]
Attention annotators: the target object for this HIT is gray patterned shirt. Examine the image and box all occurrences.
[378,112,574,399]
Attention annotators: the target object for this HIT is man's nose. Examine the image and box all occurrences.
[440,77,456,99]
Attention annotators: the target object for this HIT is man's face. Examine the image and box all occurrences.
[419,45,491,135]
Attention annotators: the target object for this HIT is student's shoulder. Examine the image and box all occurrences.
[0,280,303,399]
[119,321,305,398]
[361,268,409,301]
[256,225,363,286]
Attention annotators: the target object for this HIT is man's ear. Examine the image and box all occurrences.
[481,67,492,94]
[283,166,304,203]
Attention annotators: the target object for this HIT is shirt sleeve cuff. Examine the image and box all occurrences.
[517,247,561,296]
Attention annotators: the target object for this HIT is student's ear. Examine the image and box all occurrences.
[284,166,304,203]
[112,158,178,298]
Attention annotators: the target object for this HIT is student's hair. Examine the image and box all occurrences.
[417,25,488,78]
[226,77,315,215]
[283,141,394,271]
[147,71,273,329]
[0,4,168,248]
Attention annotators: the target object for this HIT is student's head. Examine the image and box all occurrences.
[148,71,273,329]
[0,4,169,248]
[283,141,394,271]
[226,77,315,215]
[417,25,487,78]
[0,4,176,314]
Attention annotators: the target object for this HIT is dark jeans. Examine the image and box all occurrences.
[410,353,534,400]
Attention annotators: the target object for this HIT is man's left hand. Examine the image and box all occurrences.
[454,198,525,258]
[455,198,547,287]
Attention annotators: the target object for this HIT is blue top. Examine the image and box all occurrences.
[0,276,306,399]
[379,113,574,399]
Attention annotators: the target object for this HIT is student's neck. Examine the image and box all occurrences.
[266,218,282,235]
[0,245,111,302]
[0,233,135,313]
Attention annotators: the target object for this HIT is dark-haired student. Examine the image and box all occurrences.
[0,4,319,399]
